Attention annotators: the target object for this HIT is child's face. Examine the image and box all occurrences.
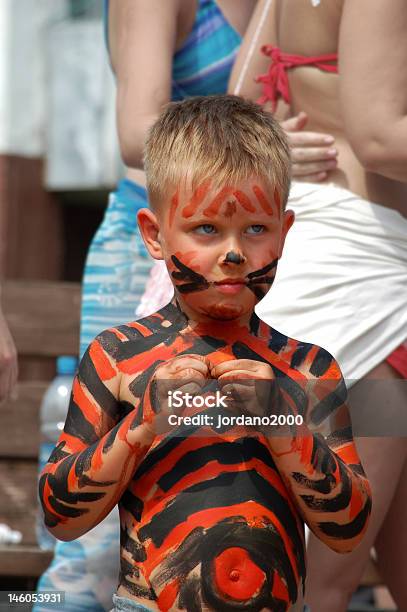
[139,177,294,323]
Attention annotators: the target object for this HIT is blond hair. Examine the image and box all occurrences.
[144,95,291,209]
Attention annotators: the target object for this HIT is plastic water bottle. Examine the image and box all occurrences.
[36,355,78,550]
[0,523,22,545]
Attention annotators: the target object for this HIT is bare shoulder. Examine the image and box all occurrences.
[265,326,342,381]
[95,303,187,376]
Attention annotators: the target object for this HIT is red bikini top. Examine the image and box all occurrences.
[256,44,338,111]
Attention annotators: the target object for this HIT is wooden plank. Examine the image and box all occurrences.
[0,461,39,545]
[2,280,81,357]
[0,382,47,459]
[0,546,53,577]
[0,155,62,279]
[18,356,55,383]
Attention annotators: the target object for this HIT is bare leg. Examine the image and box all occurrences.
[375,458,407,608]
[305,361,407,612]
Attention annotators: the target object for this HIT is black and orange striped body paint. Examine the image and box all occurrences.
[39,301,371,611]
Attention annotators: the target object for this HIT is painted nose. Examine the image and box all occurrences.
[221,250,246,265]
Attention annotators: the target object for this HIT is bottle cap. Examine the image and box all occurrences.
[56,356,78,376]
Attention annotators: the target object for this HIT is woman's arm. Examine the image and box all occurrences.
[340,0,407,181]
[0,286,18,403]
[109,0,182,168]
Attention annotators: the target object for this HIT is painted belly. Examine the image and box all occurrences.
[124,437,306,611]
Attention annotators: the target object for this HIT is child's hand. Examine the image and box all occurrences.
[147,354,210,434]
[211,359,293,437]
[211,359,274,419]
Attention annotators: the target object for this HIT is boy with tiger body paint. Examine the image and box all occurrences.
[39,96,371,612]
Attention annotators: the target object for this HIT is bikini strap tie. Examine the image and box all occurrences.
[256,44,338,111]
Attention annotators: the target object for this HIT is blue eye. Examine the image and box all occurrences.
[194,224,217,234]
[246,225,265,234]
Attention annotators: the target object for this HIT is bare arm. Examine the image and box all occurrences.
[228,0,277,106]
[0,286,18,402]
[340,0,407,181]
[39,332,155,541]
[213,352,371,553]
[109,0,181,168]
[269,355,372,554]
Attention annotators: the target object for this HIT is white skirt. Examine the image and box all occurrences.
[256,182,407,383]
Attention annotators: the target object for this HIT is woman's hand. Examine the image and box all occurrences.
[0,307,18,403]
[281,112,338,182]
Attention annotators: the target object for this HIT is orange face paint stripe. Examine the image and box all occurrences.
[222,199,237,218]
[173,250,200,267]
[168,191,180,227]
[181,180,212,218]
[233,190,257,213]
[202,186,235,218]
[274,187,281,218]
[252,185,275,216]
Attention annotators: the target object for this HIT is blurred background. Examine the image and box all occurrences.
[0,0,120,286]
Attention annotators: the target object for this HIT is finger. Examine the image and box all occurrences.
[217,369,257,382]
[295,171,328,183]
[221,384,256,403]
[158,370,207,401]
[221,379,254,392]
[292,159,337,177]
[211,359,260,378]
[177,381,204,396]
[170,369,208,385]
[166,381,204,415]
[287,131,335,147]
[291,146,337,163]
[155,360,208,382]
[168,355,209,377]
[281,111,308,132]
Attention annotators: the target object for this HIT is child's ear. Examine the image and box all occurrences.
[278,209,295,257]
[137,208,163,260]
